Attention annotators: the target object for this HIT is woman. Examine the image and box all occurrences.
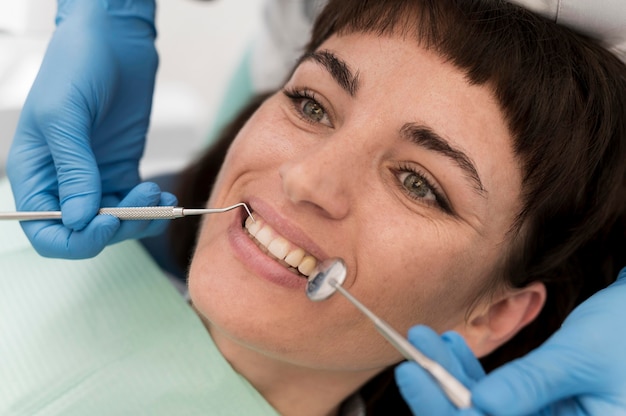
[2,0,625,415]
[167,0,626,413]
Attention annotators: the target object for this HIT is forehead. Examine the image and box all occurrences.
[312,32,491,108]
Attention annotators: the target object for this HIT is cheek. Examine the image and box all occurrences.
[358,221,490,334]
[366,271,470,335]
[207,111,289,205]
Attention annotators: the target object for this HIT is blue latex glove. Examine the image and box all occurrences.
[395,326,483,416]
[6,0,176,259]
[395,269,626,415]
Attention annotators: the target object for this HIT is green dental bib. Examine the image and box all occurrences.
[0,179,279,416]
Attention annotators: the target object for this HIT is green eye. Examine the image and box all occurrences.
[282,87,332,127]
[302,100,326,122]
[395,165,453,214]
[400,172,437,202]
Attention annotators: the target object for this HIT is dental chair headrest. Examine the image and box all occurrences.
[508,0,626,62]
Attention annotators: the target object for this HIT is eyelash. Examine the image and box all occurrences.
[395,162,453,214]
[282,87,331,126]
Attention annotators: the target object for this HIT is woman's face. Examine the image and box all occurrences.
[189,32,522,373]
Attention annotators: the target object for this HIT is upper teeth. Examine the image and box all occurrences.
[245,215,318,277]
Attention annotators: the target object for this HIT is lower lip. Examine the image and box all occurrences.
[228,214,309,290]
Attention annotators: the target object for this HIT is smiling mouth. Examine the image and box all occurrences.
[243,214,319,278]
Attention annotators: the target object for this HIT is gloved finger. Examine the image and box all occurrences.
[406,326,473,381]
[8,120,109,258]
[406,325,450,360]
[396,361,458,415]
[441,331,485,380]
[21,214,120,259]
[57,157,102,232]
[471,346,586,416]
[113,191,178,243]
[30,48,111,231]
[7,144,59,212]
[396,326,478,412]
[97,159,142,196]
[107,183,178,244]
[132,191,178,239]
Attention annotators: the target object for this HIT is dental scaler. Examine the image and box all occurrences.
[306,258,472,409]
[0,203,254,222]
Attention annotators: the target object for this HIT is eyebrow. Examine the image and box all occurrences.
[298,50,360,97]
[400,123,487,197]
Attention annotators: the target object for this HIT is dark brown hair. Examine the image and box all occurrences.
[170,1,626,413]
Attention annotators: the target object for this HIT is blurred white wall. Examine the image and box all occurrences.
[0,0,264,177]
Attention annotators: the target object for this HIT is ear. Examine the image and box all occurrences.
[457,282,547,358]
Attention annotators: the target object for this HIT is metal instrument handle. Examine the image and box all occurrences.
[331,280,472,409]
[0,203,254,222]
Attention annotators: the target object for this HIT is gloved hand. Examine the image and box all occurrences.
[395,326,483,416]
[395,268,626,416]
[6,0,175,259]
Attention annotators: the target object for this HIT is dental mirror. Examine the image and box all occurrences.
[305,257,472,409]
[305,258,347,301]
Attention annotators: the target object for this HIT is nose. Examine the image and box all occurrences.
[279,141,354,219]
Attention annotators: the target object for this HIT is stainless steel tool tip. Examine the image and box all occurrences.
[305,258,347,301]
